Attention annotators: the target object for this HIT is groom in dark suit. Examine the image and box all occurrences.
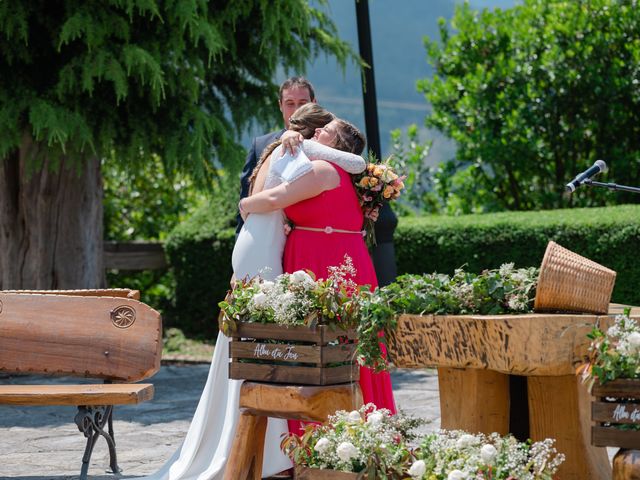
[236,77,316,234]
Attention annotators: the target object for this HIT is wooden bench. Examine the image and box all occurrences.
[0,289,162,480]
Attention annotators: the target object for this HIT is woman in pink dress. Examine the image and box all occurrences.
[239,118,396,423]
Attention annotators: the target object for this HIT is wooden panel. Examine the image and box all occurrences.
[528,375,611,480]
[438,367,509,435]
[609,303,640,318]
[1,289,140,300]
[229,363,358,385]
[0,383,154,406]
[294,466,363,479]
[593,401,640,425]
[104,241,167,270]
[230,342,322,364]
[388,313,604,375]
[593,379,640,398]
[238,381,363,422]
[0,293,162,382]
[321,343,357,364]
[593,426,640,449]
[232,322,355,344]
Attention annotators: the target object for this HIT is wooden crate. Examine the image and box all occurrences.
[294,466,363,479]
[228,322,359,385]
[592,379,640,448]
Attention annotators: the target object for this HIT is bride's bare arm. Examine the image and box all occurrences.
[240,161,340,214]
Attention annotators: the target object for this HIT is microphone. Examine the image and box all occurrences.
[565,160,608,192]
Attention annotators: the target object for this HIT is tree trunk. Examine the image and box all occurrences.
[0,133,104,289]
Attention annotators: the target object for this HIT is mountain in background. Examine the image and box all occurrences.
[243,0,517,165]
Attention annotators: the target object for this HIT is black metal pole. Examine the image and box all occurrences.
[355,0,381,160]
[354,0,398,287]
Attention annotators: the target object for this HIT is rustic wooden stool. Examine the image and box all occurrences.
[223,381,363,480]
[387,311,616,480]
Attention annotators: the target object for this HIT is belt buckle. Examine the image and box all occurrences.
[324,226,334,234]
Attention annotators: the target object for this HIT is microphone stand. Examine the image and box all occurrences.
[582,179,640,194]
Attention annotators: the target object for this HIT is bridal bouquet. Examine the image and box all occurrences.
[353,159,405,246]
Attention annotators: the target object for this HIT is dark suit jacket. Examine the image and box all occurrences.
[236,129,285,234]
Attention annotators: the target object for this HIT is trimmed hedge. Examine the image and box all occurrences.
[166,204,640,339]
[395,205,640,306]
[163,200,236,338]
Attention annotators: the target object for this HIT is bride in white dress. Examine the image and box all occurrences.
[137,104,365,480]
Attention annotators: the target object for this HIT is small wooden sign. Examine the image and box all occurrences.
[228,322,359,386]
[592,379,640,449]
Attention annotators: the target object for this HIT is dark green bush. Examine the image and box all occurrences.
[164,199,236,338]
[167,204,640,339]
[395,205,640,306]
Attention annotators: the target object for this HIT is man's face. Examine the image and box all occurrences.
[279,86,314,129]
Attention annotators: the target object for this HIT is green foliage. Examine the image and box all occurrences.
[394,204,640,306]
[0,0,357,181]
[163,184,238,337]
[419,0,640,211]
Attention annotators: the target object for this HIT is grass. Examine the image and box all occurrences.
[162,327,215,363]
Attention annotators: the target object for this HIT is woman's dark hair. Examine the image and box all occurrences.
[332,119,366,155]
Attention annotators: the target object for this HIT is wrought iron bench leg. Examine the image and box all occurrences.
[75,405,122,480]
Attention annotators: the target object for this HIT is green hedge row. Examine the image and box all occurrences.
[395,205,640,307]
[165,204,640,338]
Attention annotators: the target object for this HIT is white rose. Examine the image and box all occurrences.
[336,442,358,462]
[455,434,477,449]
[448,470,466,480]
[480,443,498,465]
[252,292,268,308]
[408,459,426,478]
[290,270,314,286]
[347,410,362,422]
[628,332,640,353]
[366,412,384,425]
[314,437,330,454]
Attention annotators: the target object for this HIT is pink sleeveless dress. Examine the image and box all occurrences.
[284,165,396,432]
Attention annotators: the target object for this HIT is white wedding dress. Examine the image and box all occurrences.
[135,141,365,480]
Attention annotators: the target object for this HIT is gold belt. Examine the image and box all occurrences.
[295,225,365,236]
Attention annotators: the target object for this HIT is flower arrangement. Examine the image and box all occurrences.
[282,405,565,480]
[352,159,405,246]
[282,403,423,478]
[355,264,539,371]
[414,430,565,480]
[579,308,640,389]
[219,255,366,336]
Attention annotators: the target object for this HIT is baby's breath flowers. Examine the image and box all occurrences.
[416,430,565,480]
[282,403,422,477]
[283,407,564,479]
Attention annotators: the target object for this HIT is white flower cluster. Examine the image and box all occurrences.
[417,429,565,480]
[246,270,316,325]
[608,314,640,357]
[302,404,416,473]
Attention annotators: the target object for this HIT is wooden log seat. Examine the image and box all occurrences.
[223,382,363,480]
[0,289,162,480]
[386,309,634,480]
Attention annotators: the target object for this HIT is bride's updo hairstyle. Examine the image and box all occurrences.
[331,119,366,155]
[249,104,334,193]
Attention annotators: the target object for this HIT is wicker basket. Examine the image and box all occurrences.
[533,241,616,314]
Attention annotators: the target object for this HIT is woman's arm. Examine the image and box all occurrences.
[240,161,339,214]
[302,140,366,174]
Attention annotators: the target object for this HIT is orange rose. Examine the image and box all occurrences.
[383,185,395,199]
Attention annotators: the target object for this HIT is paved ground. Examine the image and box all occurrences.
[0,365,440,480]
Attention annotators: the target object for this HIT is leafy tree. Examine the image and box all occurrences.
[419,0,640,213]
[0,0,355,289]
